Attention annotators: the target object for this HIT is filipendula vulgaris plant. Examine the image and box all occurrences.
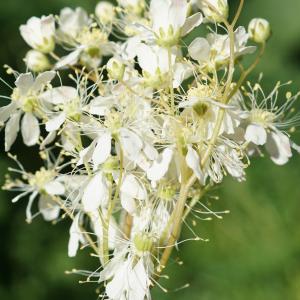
[1,0,300,299]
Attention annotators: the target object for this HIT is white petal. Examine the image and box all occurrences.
[45,112,66,132]
[21,113,40,146]
[186,145,205,184]
[245,124,267,145]
[55,49,82,69]
[106,261,128,299]
[90,211,118,249]
[40,131,57,149]
[44,180,65,195]
[77,140,97,166]
[129,259,149,300]
[150,0,170,33]
[136,44,157,75]
[181,12,203,36]
[157,47,172,73]
[59,7,89,39]
[0,103,17,123]
[121,174,146,200]
[92,133,112,167]
[147,147,173,181]
[32,71,56,91]
[5,111,21,151]
[188,37,210,62]
[168,0,188,30]
[38,194,60,221]
[88,96,113,116]
[143,143,158,161]
[82,172,108,212]
[68,214,84,257]
[40,86,78,105]
[15,73,34,95]
[266,131,292,165]
[120,193,137,215]
[173,62,191,88]
[119,128,143,159]
[26,191,38,223]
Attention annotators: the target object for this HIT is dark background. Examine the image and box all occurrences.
[0,0,300,299]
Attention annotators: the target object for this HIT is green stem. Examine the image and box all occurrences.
[167,47,175,113]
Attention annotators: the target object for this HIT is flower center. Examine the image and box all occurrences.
[133,232,154,253]
[11,88,39,113]
[77,28,108,58]
[155,26,181,48]
[28,168,56,191]
[157,181,176,201]
[250,109,276,127]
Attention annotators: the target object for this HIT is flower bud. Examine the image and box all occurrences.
[24,50,51,72]
[95,1,116,24]
[198,0,228,23]
[107,58,125,81]
[20,15,56,53]
[248,18,271,43]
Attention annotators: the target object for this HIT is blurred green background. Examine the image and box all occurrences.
[0,0,300,299]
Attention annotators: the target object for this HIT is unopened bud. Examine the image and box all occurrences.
[24,50,51,72]
[198,0,228,23]
[107,58,125,81]
[248,18,271,43]
[95,1,116,24]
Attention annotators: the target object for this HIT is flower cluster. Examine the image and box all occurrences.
[1,0,299,299]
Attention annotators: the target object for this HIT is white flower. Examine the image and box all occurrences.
[189,26,256,70]
[41,86,81,131]
[56,8,113,69]
[105,257,150,300]
[243,83,299,165]
[180,83,242,139]
[136,44,191,88]
[150,0,203,47]
[0,71,56,151]
[99,244,152,300]
[204,140,246,183]
[4,164,65,223]
[20,15,55,53]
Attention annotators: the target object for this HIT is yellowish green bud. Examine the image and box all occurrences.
[107,58,125,81]
[199,0,228,23]
[95,1,116,24]
[248,18,271,44]
[24,50,51,72]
